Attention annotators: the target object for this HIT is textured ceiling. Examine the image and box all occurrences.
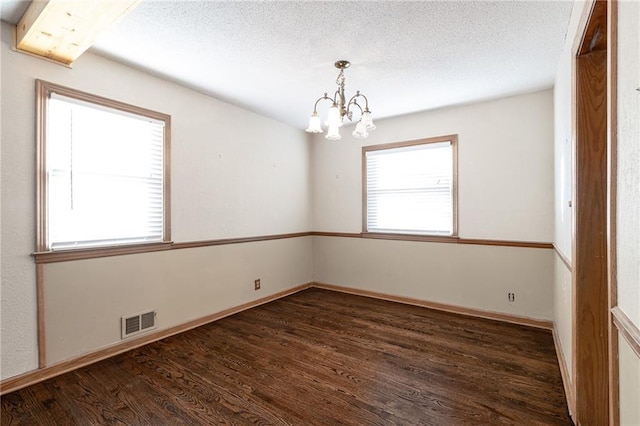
[1,1,573,129]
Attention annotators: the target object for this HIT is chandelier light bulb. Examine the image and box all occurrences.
[306,113,323,133]
[326,105,342,127]
[352,120,369,139]
[325,124,342,140]
[361,111,376,130]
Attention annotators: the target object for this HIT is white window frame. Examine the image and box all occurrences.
[35,80,171,260]
[362,135,458,239]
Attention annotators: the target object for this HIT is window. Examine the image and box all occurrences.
[363,135,458,237]
[36,80,171,253]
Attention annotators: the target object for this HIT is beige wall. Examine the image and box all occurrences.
[0,21,312,379]
[616,1,640,422]
[2,18,562,380]
[312,90,555,321]
[616,0,640,328]
[552,0,590,388]
[553,254,573,376]
[314,236,554,320]
[552,0,640,419]
[44,238,313,365]
[553,72,573,260]
[619,335,640,426]
[0,10,3,369]
[312,90,554,242]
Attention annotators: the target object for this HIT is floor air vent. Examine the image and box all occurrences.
[122,310,157,339]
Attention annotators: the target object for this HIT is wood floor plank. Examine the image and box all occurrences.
[241,296,564,421]
[246,295,567,421]
[180,327,377,424]
[215,313,488,423]
[0,288,572,425]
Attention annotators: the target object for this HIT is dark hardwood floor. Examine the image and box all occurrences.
[1,288,572,425]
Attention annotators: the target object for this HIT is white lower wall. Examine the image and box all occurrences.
[44,237,313,365]
[553,253,573,382]
[314,236,554,320]
[619,335,640,426]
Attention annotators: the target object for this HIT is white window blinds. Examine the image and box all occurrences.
[365,141,454,236]
[47,93,165,250]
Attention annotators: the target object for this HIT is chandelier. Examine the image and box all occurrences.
[305,60,376,140]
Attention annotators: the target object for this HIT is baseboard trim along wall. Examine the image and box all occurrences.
[0,283,312,396]
[552,325,576,420]
[312,282,553,330]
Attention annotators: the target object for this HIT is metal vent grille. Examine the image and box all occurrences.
[141,312,155,330]
[125,316,140,336]
[122,310,157,339]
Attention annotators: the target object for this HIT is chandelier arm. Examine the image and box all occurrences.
[346,92,367,116]
[312,93,334,113]
[360,93,369,112]
[355,92,371,111]
[347,100,364,116]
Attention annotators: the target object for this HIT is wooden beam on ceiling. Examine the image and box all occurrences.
[15,0,141,66]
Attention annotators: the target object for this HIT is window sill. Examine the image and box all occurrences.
[33,241,174,264]
[361,232,459,243]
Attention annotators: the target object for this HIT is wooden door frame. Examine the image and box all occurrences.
[606,1,619,424]
[571,0,613,424]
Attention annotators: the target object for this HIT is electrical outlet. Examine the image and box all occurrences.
[508,292,515,302]
[254,279,261,290]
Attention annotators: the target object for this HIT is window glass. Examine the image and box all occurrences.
[37,81,170,251]
[364,137,457,236]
